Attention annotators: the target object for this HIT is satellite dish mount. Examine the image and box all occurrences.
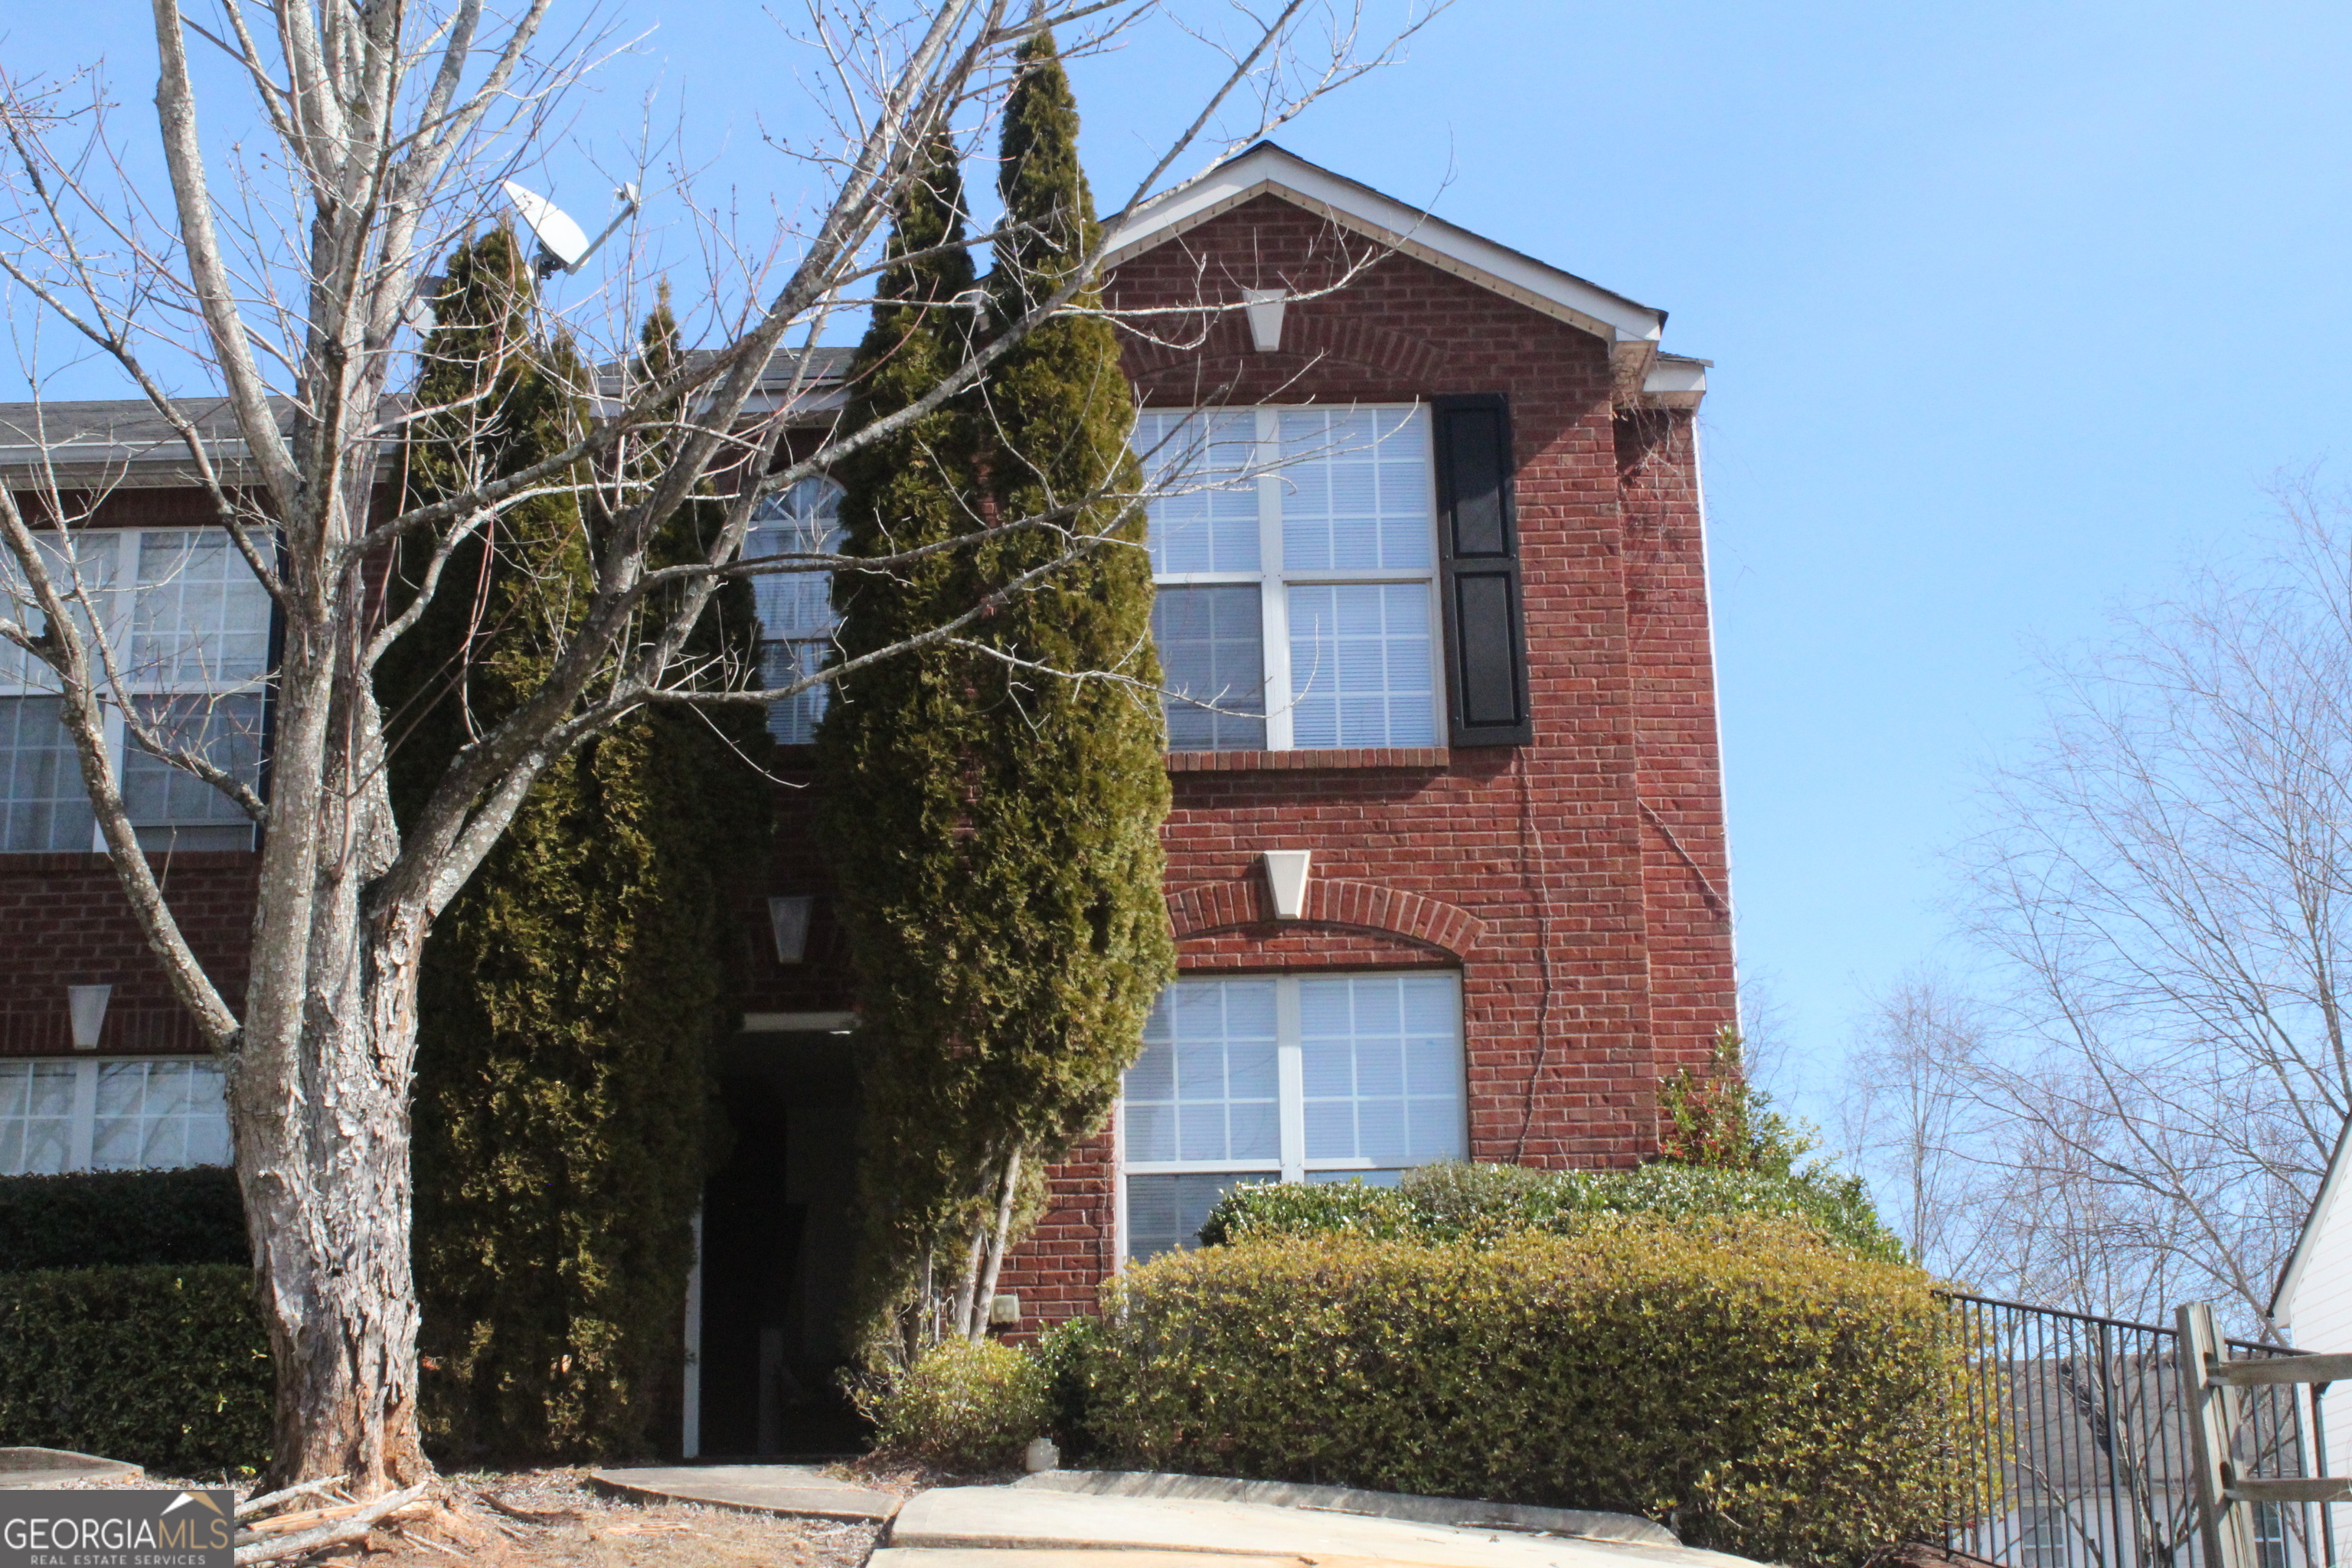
[501,180,641,279]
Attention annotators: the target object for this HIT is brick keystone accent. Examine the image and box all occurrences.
[1166,875,1485,959]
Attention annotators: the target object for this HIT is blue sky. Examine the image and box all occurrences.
[13,2,2352,1122]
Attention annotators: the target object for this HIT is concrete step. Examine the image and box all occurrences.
[587,1463,898,1522]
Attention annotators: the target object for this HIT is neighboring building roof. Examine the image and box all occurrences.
[2,149,1708,482]
[2272,1111,2352,1324]
[1104,141,1700,399]
[0,347,857,485]
[0,397,275,488]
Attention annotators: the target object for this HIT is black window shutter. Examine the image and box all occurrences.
[1434,394,1532,746]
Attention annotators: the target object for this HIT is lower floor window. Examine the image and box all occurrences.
[0,1057,230,1174]
[1119,970,1466,1261]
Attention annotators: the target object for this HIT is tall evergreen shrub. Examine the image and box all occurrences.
[821,41,1174,1358]
[383,230,767,1461]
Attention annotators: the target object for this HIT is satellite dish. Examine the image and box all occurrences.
[502,181,592,275]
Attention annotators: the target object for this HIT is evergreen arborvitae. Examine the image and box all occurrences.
[384,230,769,1461]
[820,38,1174,1360]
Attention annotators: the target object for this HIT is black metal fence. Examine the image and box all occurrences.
[1936,1292,2331,1568]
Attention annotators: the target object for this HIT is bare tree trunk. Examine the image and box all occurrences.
[965,1147,1023,1341]
[237,956,430,1489]
[234,634,432,1488]
[950,1211,988,1344]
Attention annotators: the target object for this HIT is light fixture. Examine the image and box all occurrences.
[767,896,815,965]
[1261,850,1312,921]
[1243,288,1288,352]
[67,985,112,1050]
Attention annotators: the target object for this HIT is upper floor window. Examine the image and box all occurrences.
[2,528,271,853]
[747,476,845,746]
[1135,407,1439,752]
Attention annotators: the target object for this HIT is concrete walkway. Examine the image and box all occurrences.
[877,1481,1761,1568]
[587,1463,899,1522]
[1013,1470,1679,1547]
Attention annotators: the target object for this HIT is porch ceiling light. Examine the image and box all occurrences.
[67,984,113,1050]
[768,895,815,965]
[1262,850,1312,921]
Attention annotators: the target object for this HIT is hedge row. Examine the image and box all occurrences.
[1200,1158,1906,1263]
[0,1264,271,1475]
[0,1167,247,1272]
[1054,1217,1985,1568]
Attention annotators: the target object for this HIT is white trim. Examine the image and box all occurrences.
[1110,1098,1129,1273]
[1106,144,1666,348]
[1263,850,1313,920]
[681,1206,704,1459]
[1642,357,1710,403]
[1276,978,1306,1183]
[2276,1112,2352,1323]
[740,1011,857,1034]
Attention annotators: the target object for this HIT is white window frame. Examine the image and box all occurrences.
[0,1054,234,1175]
[1144,404,1444,751]
[1,527,272,853]
[1116,970,1468,1261]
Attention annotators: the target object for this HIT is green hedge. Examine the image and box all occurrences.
[0,1168,247,1272]
[867,1337,1051,1469]
[0,1264,271,1475]
[1200,1159,1906,1263]
[1061,1218,1985,1568]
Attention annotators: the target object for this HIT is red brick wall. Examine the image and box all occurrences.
[1,494,261,1061]
[992,194,1736,1333]
[0,196,1736,1348]
[0,852,255,1057]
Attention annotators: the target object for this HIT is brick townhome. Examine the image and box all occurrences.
[0,145,1732,1457]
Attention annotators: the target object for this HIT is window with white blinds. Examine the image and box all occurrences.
[746,477,847,746]
[0,528,270,852]
[1120,971,1467,1261]
[0,1057,231,1175]
[1135,407,1439,752]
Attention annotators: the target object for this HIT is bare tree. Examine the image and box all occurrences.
[0,0,1439,1497]
[1839,975,2011,1282]
[1895,488,2352,1331]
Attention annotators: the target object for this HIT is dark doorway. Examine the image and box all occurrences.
[694,1031,866,1456]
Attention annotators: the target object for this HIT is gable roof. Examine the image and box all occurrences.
[1104,142,1677,382]
[2273,1110,2352,1325]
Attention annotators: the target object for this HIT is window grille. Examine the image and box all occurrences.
[1,528,270,853]
[1120,971,1466,1260]
[1136,406,1439,752]
[0,1057,230,1174]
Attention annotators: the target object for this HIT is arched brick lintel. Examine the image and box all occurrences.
[1124,313,1444,388]
[1165,877,1486,960]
